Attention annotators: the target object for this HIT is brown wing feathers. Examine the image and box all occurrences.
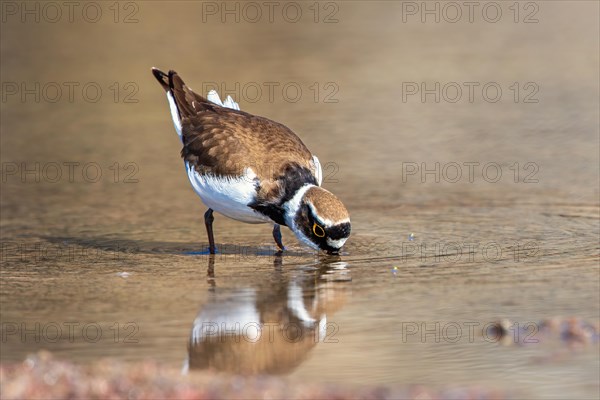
[152,68,316,194]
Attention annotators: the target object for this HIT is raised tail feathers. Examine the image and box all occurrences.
[151,67,170,92]
[152,67,243,139]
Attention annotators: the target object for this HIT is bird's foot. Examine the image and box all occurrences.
[272,224,286,253]
[184,246,218,256]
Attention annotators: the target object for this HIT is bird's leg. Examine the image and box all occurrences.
[204,208,216,254]
[272,224,285,252]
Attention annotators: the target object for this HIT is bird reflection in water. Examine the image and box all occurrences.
[183,254,350,375]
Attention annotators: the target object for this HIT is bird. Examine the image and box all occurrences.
[151,68,351,255]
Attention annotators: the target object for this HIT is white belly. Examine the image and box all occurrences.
[185,162,271,224]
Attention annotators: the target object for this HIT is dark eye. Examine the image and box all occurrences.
[312,223,325,238]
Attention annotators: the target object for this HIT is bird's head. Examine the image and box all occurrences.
[285,185,351,255]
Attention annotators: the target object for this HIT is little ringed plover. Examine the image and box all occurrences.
[152,68,351,255]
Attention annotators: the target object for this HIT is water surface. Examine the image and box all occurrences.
[1,2,599,399]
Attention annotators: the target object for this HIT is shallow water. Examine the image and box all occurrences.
[1,1,599,398]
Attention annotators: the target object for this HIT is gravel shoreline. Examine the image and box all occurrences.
[1,352,510,400]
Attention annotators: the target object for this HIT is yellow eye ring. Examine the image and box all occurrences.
[313,223,325,238]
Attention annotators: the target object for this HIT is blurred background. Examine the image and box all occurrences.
[1,1,599,398]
